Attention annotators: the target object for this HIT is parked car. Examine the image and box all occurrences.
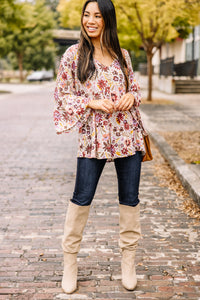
[26,70,54,82]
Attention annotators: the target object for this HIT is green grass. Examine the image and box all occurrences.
[0,90,11,94]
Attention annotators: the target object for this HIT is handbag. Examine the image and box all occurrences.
[136,109,153,162]
[142,134,153,162]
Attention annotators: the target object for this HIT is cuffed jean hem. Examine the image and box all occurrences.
[119,199,140,207]
[70,198,91,207]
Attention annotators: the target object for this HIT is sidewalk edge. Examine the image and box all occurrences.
[149,131,200,206]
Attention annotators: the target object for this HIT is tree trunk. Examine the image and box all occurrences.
[146,51,153,101]
[17,53,24,82]
[159,46,162,79]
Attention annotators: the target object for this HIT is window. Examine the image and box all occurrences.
[186,42,192,61]
[185,25,200,61]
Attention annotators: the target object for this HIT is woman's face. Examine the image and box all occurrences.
[82,2,104,41]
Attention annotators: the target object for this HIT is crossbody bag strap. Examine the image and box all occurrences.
[135,107,148,136]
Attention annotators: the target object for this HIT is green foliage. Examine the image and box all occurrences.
[0,0,28,56]
[23,0,56,70]
[0,0,16,31]
[115,0,181,49]
[117,13,141,51]
[45,0,60,24]
[113,0,200,100]
[131,50,147,72]
[57,0,83,29]
[0,0,57,80]
[172,17,193,39]
[115,0,200,49]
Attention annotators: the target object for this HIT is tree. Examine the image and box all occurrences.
[0,0,23,56]
[0,0,56,82]
[57,0,200,100]
[115,0,200,100]
[22,0,56,72]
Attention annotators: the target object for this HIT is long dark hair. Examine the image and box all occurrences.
[77,0,129,90]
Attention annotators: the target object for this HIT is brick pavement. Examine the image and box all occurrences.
[0,83,199,300]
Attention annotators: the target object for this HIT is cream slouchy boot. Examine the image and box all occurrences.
[61,201,90,294]
[119,204,141,291]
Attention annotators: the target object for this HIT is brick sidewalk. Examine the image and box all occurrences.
[0,84,199,299]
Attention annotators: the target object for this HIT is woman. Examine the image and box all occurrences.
[54,0,146,294]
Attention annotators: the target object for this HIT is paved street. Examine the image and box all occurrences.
[0,83,199,300]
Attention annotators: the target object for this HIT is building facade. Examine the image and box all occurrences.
[150,25,200,93]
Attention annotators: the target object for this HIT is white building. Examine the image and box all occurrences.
[151,25,200,93]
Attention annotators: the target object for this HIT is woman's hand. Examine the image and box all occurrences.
[87,99,115,113]
[115,93,134,111]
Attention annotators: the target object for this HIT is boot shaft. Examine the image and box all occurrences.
[119,204,141,251]
[62,201,90,253]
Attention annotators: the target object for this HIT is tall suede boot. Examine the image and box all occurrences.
[119,203,141,291]
[61,201,90,294]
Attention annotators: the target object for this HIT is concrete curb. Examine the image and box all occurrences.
[149,131,200,206]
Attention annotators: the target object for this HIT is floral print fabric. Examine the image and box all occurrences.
[54,44,145,159]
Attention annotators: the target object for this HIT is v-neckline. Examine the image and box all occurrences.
[94,58,117,68]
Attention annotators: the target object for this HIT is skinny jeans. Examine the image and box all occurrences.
[71,152,142,207]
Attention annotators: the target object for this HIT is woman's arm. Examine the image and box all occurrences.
[54,46,91,134]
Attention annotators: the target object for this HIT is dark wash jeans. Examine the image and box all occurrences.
[71,152,142,207]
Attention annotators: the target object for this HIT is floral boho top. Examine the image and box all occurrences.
[54,44,145,159]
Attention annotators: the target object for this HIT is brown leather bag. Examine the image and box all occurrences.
[142,134,153,162]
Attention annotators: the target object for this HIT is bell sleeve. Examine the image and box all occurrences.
[123,49,141,107]
[54,48,91,134]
